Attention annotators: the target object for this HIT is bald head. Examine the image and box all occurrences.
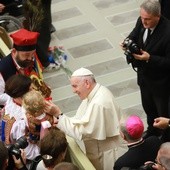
[157,142,170,170]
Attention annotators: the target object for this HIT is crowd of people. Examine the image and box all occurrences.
[119,0,170,169]
[1,0,170,170]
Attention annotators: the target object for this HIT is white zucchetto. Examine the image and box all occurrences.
[71,67,94,77]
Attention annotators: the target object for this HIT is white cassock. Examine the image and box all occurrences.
[57,83,127,170]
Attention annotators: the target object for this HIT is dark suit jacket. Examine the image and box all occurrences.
[159,0,170,20]
[0,54,18,82]
[128,16,170,95]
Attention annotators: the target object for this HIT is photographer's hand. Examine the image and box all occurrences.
[133,49,150,61]
[119,42,126,51]
[12,149,27,170]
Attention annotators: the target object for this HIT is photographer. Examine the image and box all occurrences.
[0,141,28,170]
[154,142,170,170]
[12,149,28,170]
[120,143,170,170]
[121,0,170,139]
[141,142,170,170]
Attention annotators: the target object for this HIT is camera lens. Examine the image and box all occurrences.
[14,136,28,149]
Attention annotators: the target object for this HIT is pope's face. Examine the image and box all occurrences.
[140,8,160,29]
[15,50,35,68]
[70,77,89,100]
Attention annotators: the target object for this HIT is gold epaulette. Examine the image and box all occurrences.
[2,114,16,145]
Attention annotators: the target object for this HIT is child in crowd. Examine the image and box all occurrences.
[22,90,55,143]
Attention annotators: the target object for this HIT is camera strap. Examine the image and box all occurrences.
[131,63,138,72]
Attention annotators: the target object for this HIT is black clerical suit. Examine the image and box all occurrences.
[114,136,162,170]
[127,16,170,135]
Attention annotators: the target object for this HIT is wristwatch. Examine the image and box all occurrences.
[57,112,63,119]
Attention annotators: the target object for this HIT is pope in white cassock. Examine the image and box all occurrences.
[46,67,127,170]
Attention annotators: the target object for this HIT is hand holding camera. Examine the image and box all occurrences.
[122,38,141,64]
[121,38,150,64]
[12,149,27,169]
[6,136,28,170]
[133,50,150,62]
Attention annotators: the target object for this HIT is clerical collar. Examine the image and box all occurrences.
[128,138,144,148]
[87,83,100,102]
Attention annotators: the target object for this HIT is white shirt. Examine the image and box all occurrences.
[0,73,10,107]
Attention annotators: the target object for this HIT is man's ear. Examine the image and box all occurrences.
[11,48,17,57]
[120,131,126,140]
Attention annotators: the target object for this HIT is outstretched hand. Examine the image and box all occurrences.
[153,117,169,129]
[44,100,61,117]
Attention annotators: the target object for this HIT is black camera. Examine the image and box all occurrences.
[120,163,155,170]
[6,136,28,170]
[7,136,28,159]
[122,38,141,64]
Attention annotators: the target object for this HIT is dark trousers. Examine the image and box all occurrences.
[36,0,52,67]
[140,84,169,131]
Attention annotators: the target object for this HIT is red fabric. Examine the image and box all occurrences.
[10,29,39,46]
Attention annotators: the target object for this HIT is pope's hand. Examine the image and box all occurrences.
[44,100,61,117]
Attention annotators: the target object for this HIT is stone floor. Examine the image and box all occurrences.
[44,0,147,128]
